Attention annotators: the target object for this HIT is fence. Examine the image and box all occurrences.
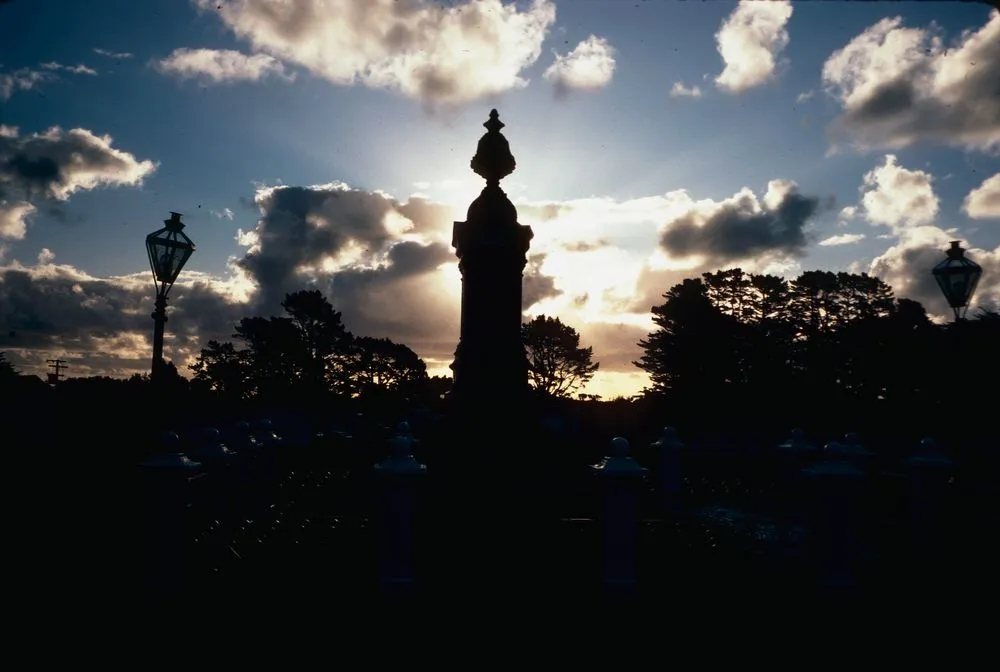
[135,416,986,603]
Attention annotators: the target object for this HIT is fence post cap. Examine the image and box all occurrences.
[593,437,648,476]
[652,426,683,449]
[375,433,426,474]
[779,428,815,451]
[139,452,201,470]
[905,437,953,469]
[825,432,871,457]
[158,430,180,451]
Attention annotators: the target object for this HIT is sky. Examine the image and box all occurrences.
[0,0,998,398]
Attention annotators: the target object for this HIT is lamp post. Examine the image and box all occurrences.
[146,212,195,383]
[932,241,982,322]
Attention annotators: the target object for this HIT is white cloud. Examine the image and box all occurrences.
[195,0,557,107]
[153,48,293,84]
[859,155,938,232]
[822,11,1000,153]
[870,234,1000,320]
[543,35,616,94]
[40,62,98,76]
[819,233,866,246]
[714,0,793,93]
[796,90,814,103]
[0,201,35,240]
[0,126,157,239]
[37,248,56,265]
[211,207,235,220]
[962,173,1000,219]
[669,82,702,99]
[0,67,54,101]
[93,48,134,60]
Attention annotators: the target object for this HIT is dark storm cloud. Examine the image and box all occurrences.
[236,183,397,308]
[0,263,245,376]
[660,187,822,264]
[522,253,562,310]
[0,127,156,203]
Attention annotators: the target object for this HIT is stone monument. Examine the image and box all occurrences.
[449,109,534,429]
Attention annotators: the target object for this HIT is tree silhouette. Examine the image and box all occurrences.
[634,277,743,409]
[633,268,972,431]
[522,315,599,398]
[348,336,429,399]
[190,340,248,400]
[0,352,17,379]
[188,289,434,405]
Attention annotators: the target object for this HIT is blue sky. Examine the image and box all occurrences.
[1,0,998,396]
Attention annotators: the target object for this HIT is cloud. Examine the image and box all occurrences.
[1,58,101,100]
[796,90,814,103]
[849,158,1000,318]
[963,172,1000,219]
[153,47,293,84]
[522,253,562,309]
[859,154,938,232]
[819,233,866,246]
[234,180,559,360]
[669,82,702,99]
[822,11,1000,154]
[93,48,134,60]
[543,35,616,95]
[211,207,235,220]
[40,62,98,76]
[714,0,793,93]
[195,0,557,108]
[870,231,1000,319]
[658,179,823,266]
[0,201,35,240]
[0,125,157,239]
[0,256,251,379]
[0,67,55,100]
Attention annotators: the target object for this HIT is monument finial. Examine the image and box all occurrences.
[470,109,516,186]
[484,108,504,132]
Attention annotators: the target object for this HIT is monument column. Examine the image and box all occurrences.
[449,109,533,434]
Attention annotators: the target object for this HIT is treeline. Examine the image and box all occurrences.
[188,289,449,410]
[634,268,999,444]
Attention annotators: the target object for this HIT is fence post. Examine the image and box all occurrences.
[776,428,817,512]
[138,431,203,602]
[904,437,954,572]
[652,427,684,515]
[802,432,870,592]
[375,424,426,595]
[592,437,648,595]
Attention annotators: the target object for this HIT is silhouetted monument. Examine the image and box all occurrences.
[449,109,534,426]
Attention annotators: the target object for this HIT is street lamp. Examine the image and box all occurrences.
[146,212,195,382]
[932,240,982,322]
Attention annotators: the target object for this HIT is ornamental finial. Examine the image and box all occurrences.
[470,109,516,186]
[165,212,185,232]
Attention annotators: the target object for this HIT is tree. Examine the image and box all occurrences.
[190,340,248,399]
[522,315,599,398]
[281,289,352,393]
[348,336,429,398]
[0,352,17,380]
[633,278,743,403]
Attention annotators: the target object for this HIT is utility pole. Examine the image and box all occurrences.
[46,359,67,385]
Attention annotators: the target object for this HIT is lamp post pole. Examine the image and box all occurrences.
[146,212,196,386]
[151,294,168,383]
